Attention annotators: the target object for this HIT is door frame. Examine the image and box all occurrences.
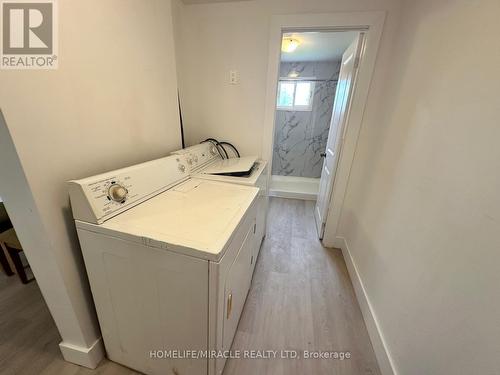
[261,11,386,247]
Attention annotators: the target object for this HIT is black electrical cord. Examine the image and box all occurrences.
[201,138,228,159]
[178,92,185,148]
[219,142,240,158]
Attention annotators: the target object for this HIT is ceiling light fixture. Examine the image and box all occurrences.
[288,71,299,78]
[281,38,300,53]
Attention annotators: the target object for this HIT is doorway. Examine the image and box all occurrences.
[269,31,360,203]
[269,30,364,239]
[262,12,385,245]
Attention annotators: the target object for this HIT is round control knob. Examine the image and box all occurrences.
[209,145,218,156]
[178,164,186,173]
[193,155,198,162]
[186,157,193,165]
[108,184,128,202]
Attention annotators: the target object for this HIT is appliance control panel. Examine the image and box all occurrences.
[68,155,189,224]
[171,143,220,173]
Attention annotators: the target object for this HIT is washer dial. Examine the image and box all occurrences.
[108,184,128,202]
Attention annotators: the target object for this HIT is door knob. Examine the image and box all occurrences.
[320,153,327,158]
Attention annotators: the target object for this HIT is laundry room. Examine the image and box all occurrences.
[1,1,500,375]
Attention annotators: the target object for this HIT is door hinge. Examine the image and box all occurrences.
[226,292,233,319]
[319,222,326,240]
[354,56,360,69]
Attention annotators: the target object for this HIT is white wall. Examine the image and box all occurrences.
[338,0,500,374]
[175,0,500,374]
[0,0,181,366]
[172,0,402,157]
[273,61,341,178]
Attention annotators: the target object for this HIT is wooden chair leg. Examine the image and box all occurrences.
[0,246,14,276]
[6,247,33,284]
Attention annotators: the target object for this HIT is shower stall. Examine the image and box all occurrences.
[270,60,341,200]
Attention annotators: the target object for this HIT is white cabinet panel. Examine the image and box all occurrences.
[77,229,209,375]
[222,224,254,350]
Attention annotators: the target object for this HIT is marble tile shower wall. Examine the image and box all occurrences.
[272,61,341,178]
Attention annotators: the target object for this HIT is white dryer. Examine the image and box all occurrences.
[171,143,268,273]
[68,155,259,375]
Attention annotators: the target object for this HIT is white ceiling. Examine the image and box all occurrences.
[281,31,359,62]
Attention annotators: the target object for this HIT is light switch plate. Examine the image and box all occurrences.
[229,70,239,85]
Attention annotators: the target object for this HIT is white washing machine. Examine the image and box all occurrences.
[171,143,268,273]
[68,154,260,375]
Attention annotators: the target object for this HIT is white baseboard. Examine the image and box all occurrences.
[332,236,344,249]
[59,337,105,369]
[336,236,397,375]
[269,175,319,201]
[268,189,317,201]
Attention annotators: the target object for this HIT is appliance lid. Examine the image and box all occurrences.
[78,179,259,261]
[193,160,267,186]
[201,156,258,175]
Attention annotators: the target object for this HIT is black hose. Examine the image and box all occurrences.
[205,140,224,159]
[219,144,230,158]
[201,138,228,159]
[219,142,240,158]
[205,138,228,159]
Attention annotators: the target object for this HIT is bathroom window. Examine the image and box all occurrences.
[277,80,315,111]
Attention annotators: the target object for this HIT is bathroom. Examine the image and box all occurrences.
[270,31,358,200]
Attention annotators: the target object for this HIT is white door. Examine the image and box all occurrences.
[315,33,364,239]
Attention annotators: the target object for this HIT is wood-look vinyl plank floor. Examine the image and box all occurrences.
[0,198,379,375]
[223,198,380,375]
